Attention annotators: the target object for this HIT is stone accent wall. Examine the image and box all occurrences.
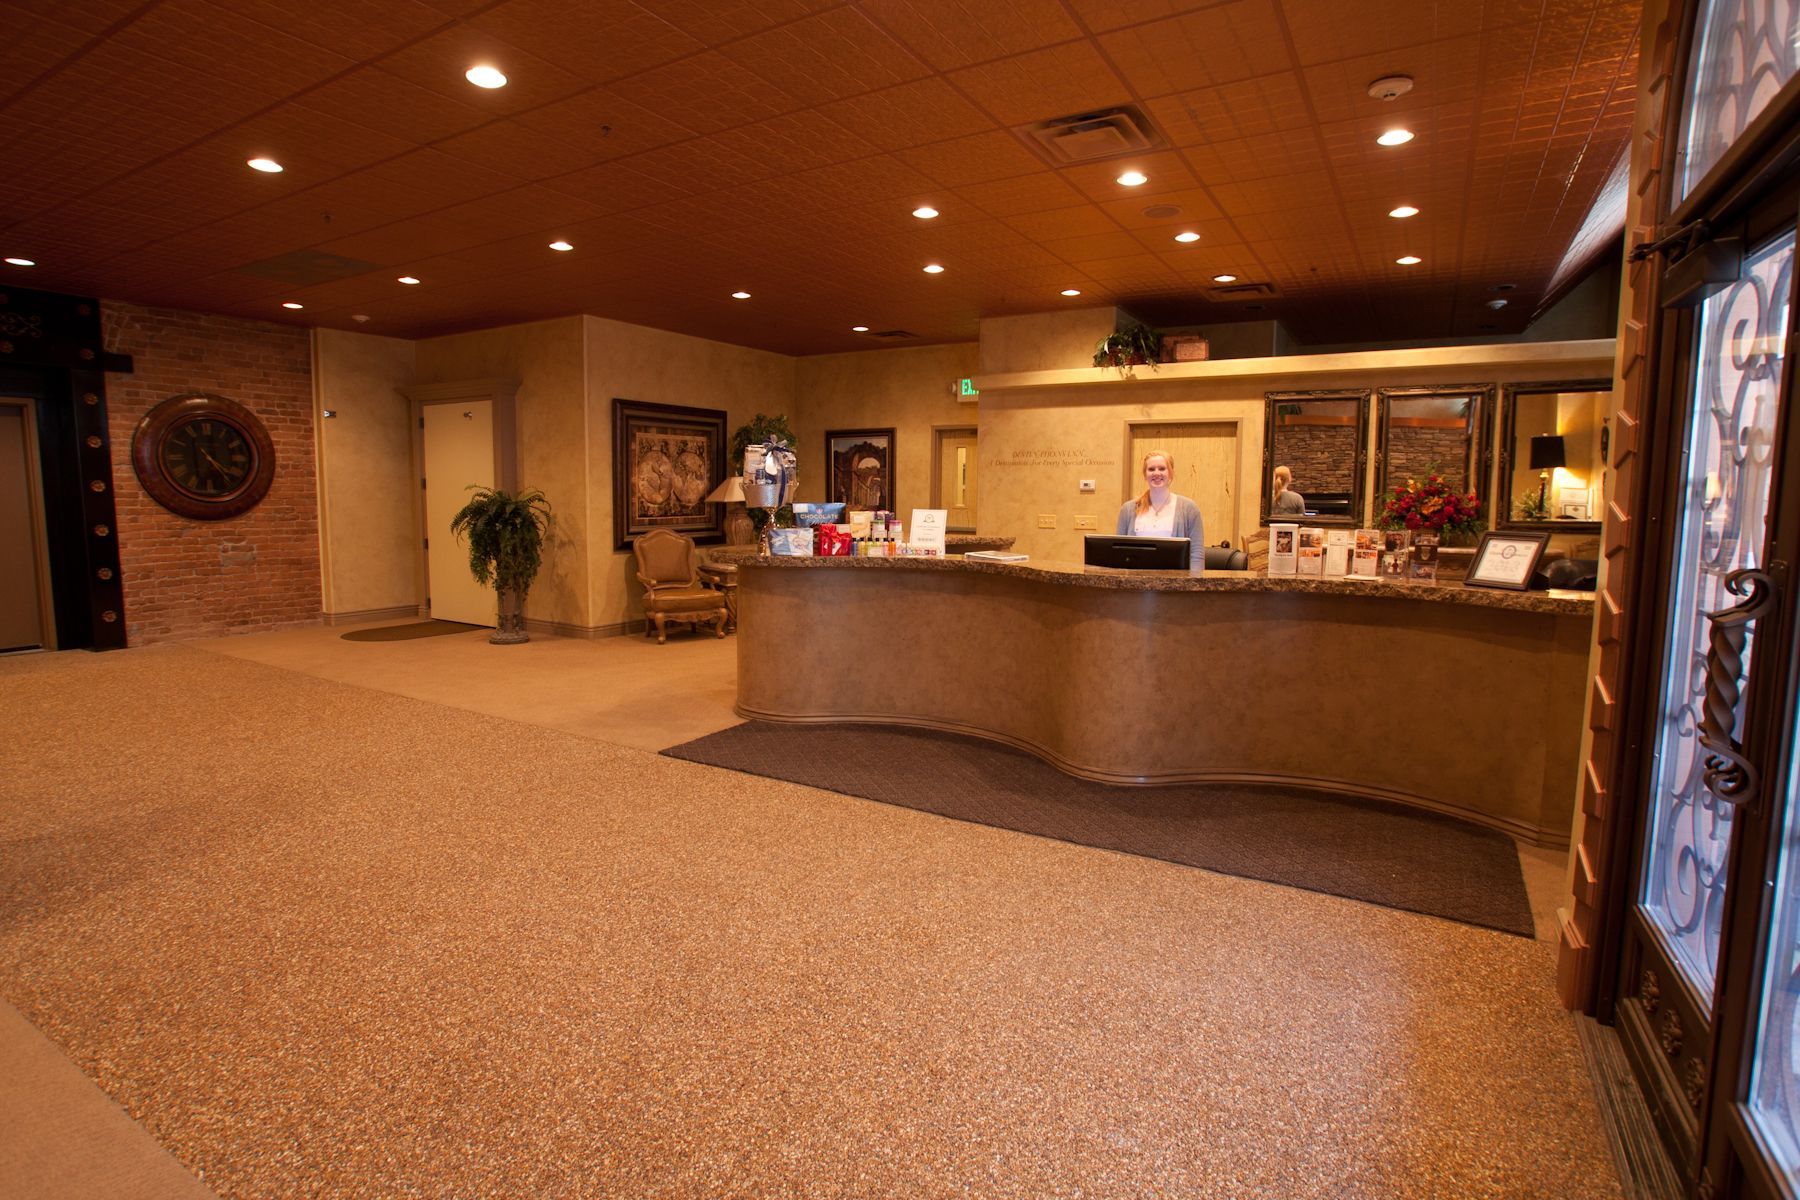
[1386,426,1472,491]
[103,302,320,645]
[1269,424,1357,498]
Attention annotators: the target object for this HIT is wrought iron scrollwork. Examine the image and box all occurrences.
[1698,567,1777,806]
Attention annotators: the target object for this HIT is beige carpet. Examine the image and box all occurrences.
[0,644,1621,1199]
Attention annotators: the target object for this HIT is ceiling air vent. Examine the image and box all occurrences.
[1019,105,1165,166]
[1206,281,1280,302]
[864,329,918,340]
[235,250,379,286]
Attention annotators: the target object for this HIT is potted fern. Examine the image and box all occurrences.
[449,487,552,644]
[1094,322,1163,369]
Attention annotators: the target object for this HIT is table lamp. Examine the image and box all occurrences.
[705,476,753,545]
[1530,435,1567,513]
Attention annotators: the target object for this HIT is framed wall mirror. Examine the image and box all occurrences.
[1375,385,1493,528]
[1496,380,1610,532]
[1260,390,1370,526]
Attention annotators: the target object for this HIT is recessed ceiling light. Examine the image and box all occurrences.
[1174,231,1200,243]
[1060,289,1082,297]
[731,291,751,299]
[3,256,35,267]
[1396,255,1422,265]
[923,263,944,274]
[398,276,420,285]
[548,240,573,252]
[465,65,507,89]
[1487,298,1509,310]
[1388,205,1420,218]
[352,314,371,323]
[1377,129,1415,146]
[1117,170,1148,187]
[852,325,870,332]
[246,157,283,173]
[1213,274,1237,283]
[281,302,304,310]
[912,206,939,219]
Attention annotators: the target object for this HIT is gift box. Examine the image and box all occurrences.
[816,524,852,556]
[769,527,813,556]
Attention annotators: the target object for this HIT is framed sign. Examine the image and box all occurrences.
[612,398,727,549]
[1465,529,1552,590]
[826,427,895,511]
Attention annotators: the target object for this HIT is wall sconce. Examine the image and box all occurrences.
[322,409,337,418]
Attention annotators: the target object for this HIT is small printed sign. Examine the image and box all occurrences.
[911,508,949,554]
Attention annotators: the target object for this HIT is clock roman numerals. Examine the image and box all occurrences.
[159,418,254,497]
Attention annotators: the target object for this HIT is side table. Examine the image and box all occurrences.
[698,561,739,633]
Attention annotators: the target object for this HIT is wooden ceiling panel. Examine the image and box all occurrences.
[819,77,998,151]
[896,130,1044,187]
[0,0,1639,351]
[719,7,931,107]
[466,0,702,84]
[855,0,1086,71]
[1100,0,1295,97]
[947,41,1134,126]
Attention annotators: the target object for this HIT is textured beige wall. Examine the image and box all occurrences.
[584,316,795,632]
[415,318,590,629]
[979,307,1122,373]
[980,350,1618,561]
[791,342,979,513]
[312,329,418,616]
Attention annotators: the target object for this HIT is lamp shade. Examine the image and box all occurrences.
[704,476,745,504]
[1529,435,1567,471]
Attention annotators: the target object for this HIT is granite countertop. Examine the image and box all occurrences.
[713,549,1596,616]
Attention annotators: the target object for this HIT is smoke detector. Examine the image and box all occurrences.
[1367,75,1414,101]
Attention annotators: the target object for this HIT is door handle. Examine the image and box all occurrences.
[1699,567,1778,807]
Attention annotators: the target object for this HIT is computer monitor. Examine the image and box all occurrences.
[1083,534,1191,570]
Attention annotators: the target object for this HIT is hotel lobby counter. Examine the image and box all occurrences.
[728,552,1595,847]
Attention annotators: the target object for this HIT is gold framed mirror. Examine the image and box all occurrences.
[1496,380,1609,533]
[1260,390,1370,527]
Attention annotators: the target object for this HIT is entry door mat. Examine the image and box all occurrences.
[340,621,483,642]
[664,722,1535,937]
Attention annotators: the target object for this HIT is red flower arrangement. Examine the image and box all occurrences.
[1378,470,1482,537]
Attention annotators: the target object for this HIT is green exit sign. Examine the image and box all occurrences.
[958,378,979,397]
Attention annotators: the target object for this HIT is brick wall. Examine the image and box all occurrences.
[103,302,321,645]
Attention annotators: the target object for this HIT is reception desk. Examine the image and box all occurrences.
[730,554,1595,847]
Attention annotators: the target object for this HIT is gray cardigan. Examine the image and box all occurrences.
[1116,496,1204,543]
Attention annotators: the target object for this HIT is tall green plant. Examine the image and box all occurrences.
[449,487,552,598]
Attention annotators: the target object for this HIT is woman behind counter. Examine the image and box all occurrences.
[1271,464,1306,515]
[1116,450,1204,541]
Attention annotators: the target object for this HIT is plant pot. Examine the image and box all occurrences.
[491,588,530,644]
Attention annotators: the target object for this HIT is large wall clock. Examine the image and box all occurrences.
[131,393,277,520]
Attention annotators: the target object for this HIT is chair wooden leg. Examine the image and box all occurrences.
[714,610,727,638]
[654,614,667,645]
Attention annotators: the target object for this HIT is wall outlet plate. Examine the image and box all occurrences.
[1079,479,1096,493]
[1037,514,1057,528]
[1074,515,1097,530]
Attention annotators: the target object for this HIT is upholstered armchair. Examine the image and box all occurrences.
[632,529,729,644]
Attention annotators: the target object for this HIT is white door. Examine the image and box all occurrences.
[935,428,978,532]
[1129,422,1237,548]
[422,401,496,627]
[0,400,52,651]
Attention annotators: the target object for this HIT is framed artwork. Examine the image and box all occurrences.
[612,398,727,549]
[826,427,896,511]
[1465,529,1552,591]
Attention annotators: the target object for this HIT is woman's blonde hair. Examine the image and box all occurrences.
[1273,464,1293,498]
[1134,450,1174,515]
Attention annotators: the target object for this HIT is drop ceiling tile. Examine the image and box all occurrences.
[819,77,998,150]
[294,66,492,144]
[1299,36,1486,124]
[466,0,702,84]
[536,161,675,214]
[1281,0,1484,67]
[1142,73,1313,147]
[719,7,931,106]
[605,51,806,135]
[709,111,883,175]
[435,119,607,180]
[1039,230,1149,262]
[947,41,1132,127]
[896,130,1043,186]
[513,88,698,163]
[855,0,1085,71]
[0,8,102,105]
[633,0,842,45]
[1001,205,1124,242]
[205,0,451,60]
[1061,150,1203,204]
[1099,0,1294,97]
[954,171,1087,216]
